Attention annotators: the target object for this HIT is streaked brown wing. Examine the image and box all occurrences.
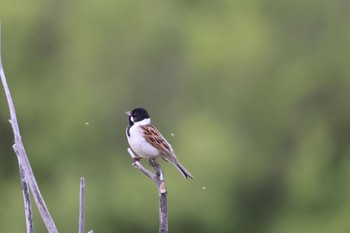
[141,124,174,157]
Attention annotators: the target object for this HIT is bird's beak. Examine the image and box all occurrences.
[125,111,131,116]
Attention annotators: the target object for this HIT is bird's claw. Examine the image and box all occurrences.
[132,157,142,163]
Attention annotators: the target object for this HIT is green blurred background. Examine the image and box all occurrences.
[1,0,350,232]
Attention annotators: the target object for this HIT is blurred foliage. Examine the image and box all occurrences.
[1,0,350,232]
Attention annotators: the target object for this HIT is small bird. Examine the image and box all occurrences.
[125,108,194,179]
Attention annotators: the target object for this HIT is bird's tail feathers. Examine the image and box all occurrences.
[173,162,194,179]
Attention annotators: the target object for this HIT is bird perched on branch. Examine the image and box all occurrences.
[125,108,194,179]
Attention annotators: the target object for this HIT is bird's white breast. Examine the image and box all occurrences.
[127,125,161,159]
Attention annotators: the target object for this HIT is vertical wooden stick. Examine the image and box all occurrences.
[148,159,168,233]
[79,177,85,233]
[19,164,34,233]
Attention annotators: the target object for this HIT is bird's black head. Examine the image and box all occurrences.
[126,107,150,123]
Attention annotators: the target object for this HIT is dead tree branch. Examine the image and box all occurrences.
[127,148,168,233]
[19,164,34,233]
[78,177,85,233]
[0,25,59,233]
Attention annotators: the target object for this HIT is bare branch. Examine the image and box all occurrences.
[127,148,155,180]
[127,148,168,233]
[78,177,85,233]
[19,164,34,233]
[0,26,59,233]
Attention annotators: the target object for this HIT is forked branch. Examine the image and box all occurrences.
[127,148,168,233]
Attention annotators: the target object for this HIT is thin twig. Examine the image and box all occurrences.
[127,148,155,180]
[0,25,59,233]
[1,24,33,233]
[127,148,168,233]
[78,177,85,233]
[19,164,34,233]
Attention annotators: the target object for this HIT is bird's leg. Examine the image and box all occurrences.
[148,159,164,178]
[148,158,157,167]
